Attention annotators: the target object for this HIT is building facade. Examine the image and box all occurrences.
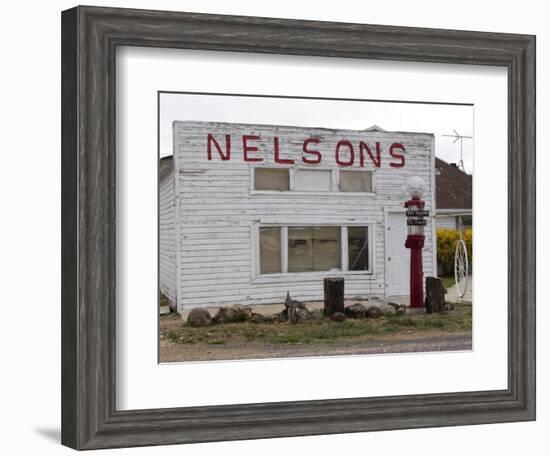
[160,121,436,312]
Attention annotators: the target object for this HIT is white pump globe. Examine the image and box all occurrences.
[406,176,426,199]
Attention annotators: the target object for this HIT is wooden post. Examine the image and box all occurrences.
[324,277,344,316]
[425,277,446,313]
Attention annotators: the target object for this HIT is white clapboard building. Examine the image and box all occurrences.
[160,121,436,312]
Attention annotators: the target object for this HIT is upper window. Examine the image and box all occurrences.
[339,170,373,192]
[254,168,289,191]
[294,169,332,191]
[253,167,374,193]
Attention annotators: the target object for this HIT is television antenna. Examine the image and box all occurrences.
[443,129,472,172]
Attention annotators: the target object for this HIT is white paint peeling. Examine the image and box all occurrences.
[159,121,436,311]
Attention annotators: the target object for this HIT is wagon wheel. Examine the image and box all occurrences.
[454,239,469,299]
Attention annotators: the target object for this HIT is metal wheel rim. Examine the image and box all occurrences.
[454,239,469,298]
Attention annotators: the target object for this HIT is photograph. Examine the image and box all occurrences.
[158,92,474,362]
[0,0,542,453]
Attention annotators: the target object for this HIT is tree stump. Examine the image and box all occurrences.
[324,277,344,316]
[425,277,446,314]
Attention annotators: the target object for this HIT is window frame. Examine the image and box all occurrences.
[338,169,375,193]
[292,167,335,192]
[252,222,375,281]
[250,165,376,195]
[251,165,291,192]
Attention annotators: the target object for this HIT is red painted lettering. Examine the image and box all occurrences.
[242,135,263,162]
[359,142,381,168]
[273,137,295,164]
[302,138,322,164]
[389,143,406,168]
[335,140,354,166]
[207,134,231,161]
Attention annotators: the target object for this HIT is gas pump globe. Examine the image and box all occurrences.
[404,176,429,308]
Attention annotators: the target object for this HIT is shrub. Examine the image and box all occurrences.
[436,228,472,275]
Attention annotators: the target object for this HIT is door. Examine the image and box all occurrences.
[385,211,409,296]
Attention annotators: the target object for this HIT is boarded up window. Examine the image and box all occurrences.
[348,226,369,271]
[259,227,282,273]
[254,168,290,191]
[339,170,373,192]
[294,169,332,191]
[288,226,341,272]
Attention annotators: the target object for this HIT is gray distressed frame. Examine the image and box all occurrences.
[61,5,536,450]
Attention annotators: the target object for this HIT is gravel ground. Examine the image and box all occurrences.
[159,331,472,363]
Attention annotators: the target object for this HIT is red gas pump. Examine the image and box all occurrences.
[404,177,429,308]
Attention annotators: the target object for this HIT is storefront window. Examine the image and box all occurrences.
[259,227,282,273]
[348,226,369,270]
[288,226,341,272]
[258,225,370,275]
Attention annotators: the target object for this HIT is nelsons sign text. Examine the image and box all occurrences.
[206,134,407,168]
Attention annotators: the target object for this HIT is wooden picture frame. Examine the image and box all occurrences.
[61,5,536,450]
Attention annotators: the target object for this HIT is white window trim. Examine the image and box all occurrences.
[252,222,375,282]
[250,164,377,195]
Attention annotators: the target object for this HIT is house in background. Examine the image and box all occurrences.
[434,157,472,230]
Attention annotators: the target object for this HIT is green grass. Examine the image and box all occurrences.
[160,303,472,346]
[440,275,456,290]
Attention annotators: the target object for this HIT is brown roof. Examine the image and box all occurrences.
[435,157,472,210]
[159,155,174,181]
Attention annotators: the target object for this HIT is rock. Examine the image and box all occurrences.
[212,305,252,324]
[385,302,402,315]
[379,303,397,316]
[366,306,383,319]
[250,312,266,323]
[281,292,309,322]
[386,302,401,311]
[187,308,212,327]
[288,306,313,324]
[396,305,407,315]
[345,303,368,319]
[284,292,307,309]
[330,312,346,322]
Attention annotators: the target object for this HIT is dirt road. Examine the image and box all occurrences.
[159,332,471,363]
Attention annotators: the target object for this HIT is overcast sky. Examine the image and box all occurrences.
[159,92,474,174]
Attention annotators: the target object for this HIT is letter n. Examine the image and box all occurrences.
[207,134,231,161]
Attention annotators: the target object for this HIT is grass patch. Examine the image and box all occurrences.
[440,275,456,290]
[160,303,472,346]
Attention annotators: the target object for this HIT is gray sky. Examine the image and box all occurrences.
[159,92,474,173]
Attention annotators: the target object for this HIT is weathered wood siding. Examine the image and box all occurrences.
[173,121,436,310]
[159,165,177,305]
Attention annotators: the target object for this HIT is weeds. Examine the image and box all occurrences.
[160,303,472,346]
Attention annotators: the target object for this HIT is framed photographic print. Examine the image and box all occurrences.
[61,5,536,450]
